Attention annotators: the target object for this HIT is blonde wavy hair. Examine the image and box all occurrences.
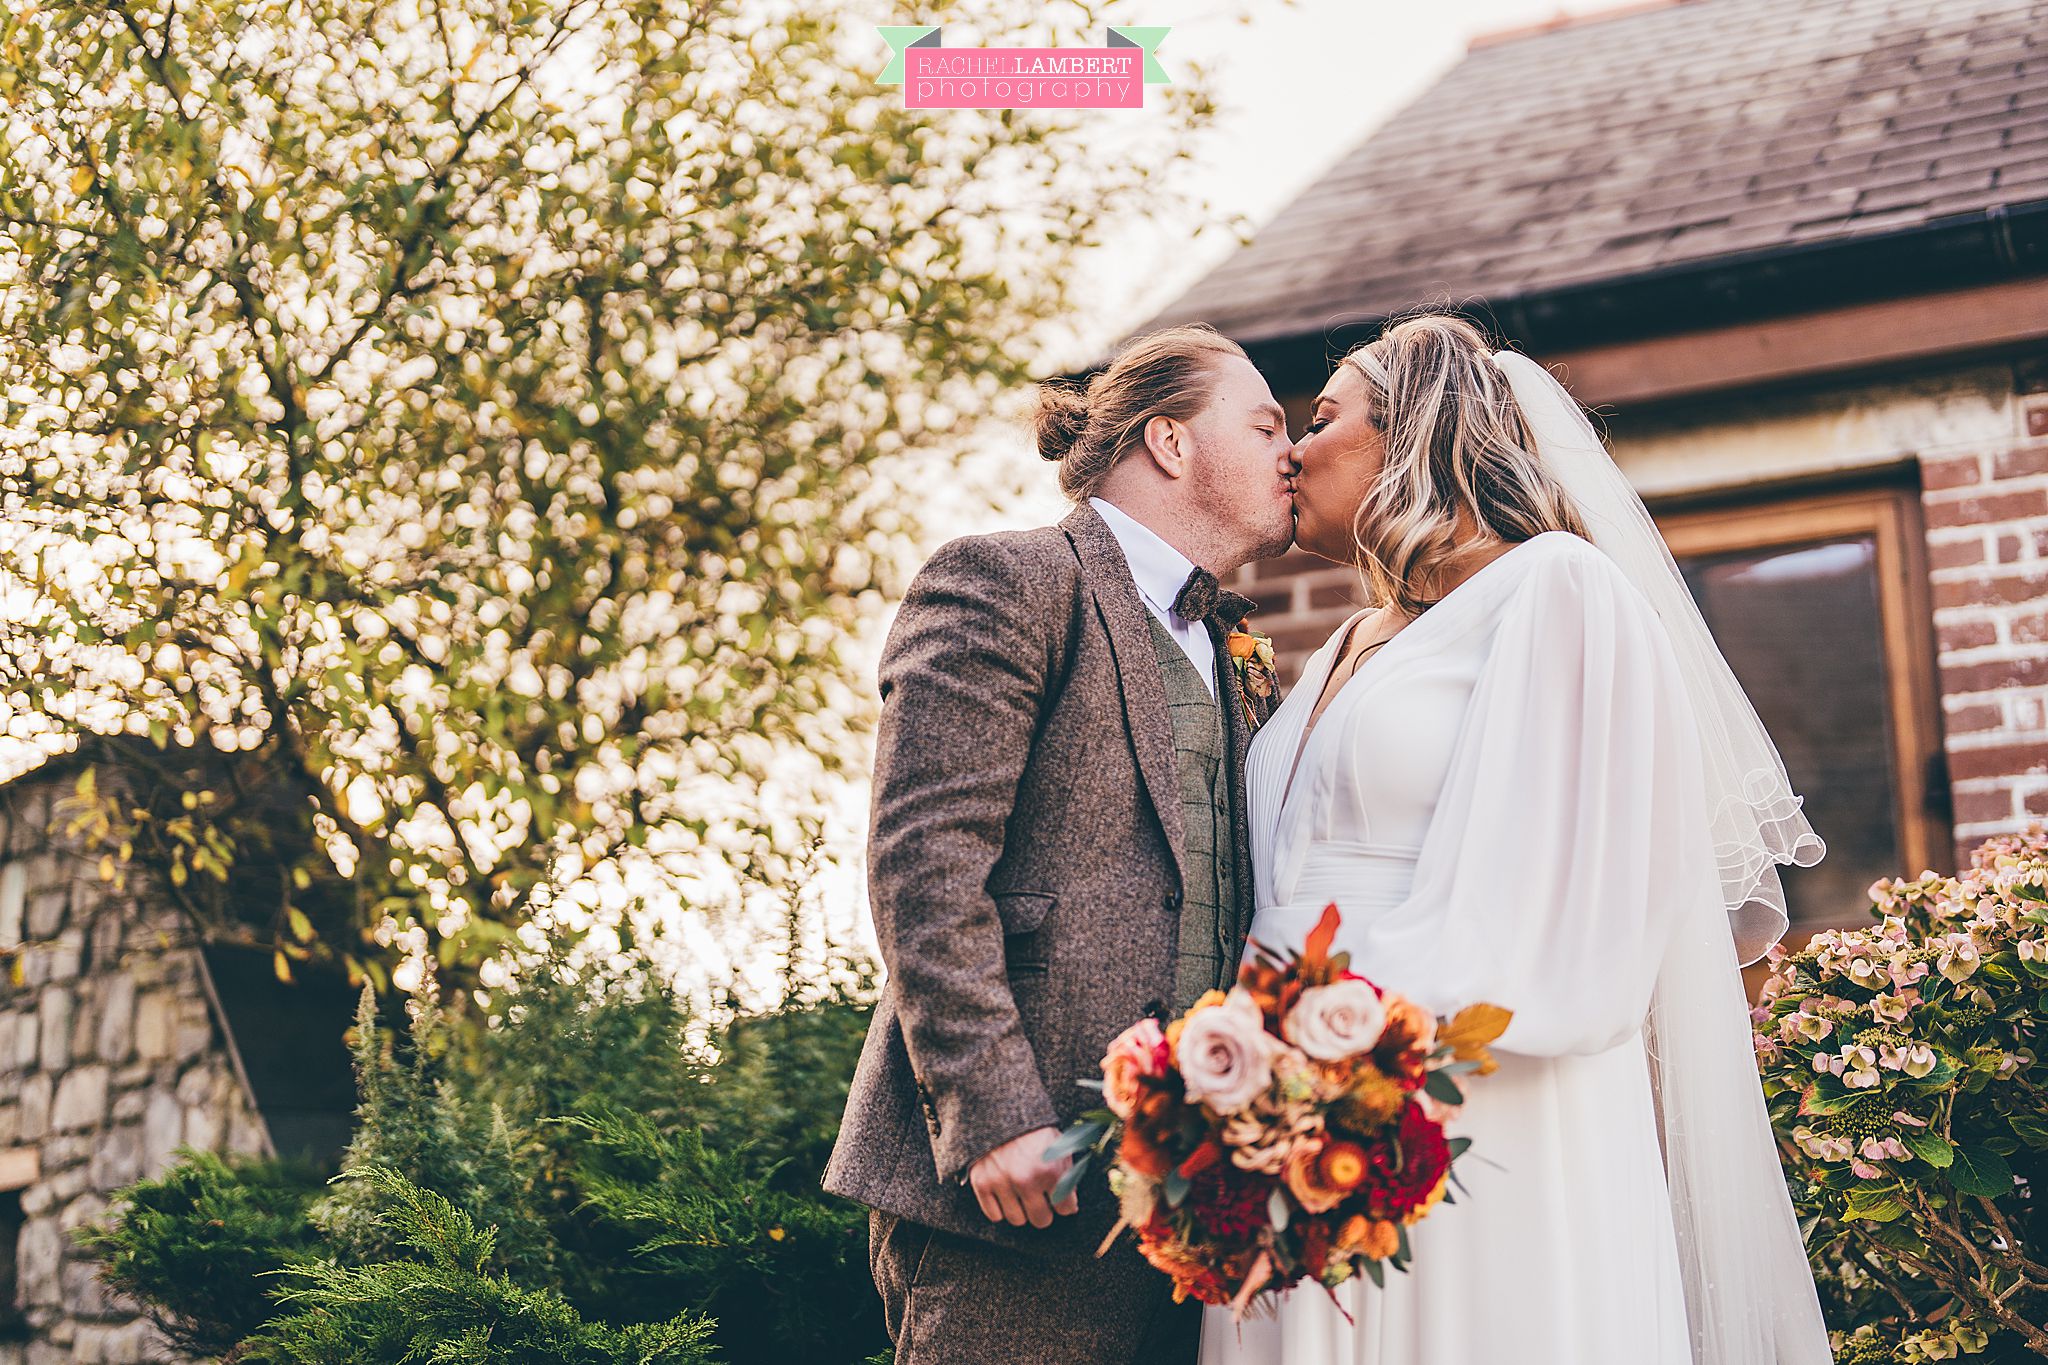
[1339,314,1590,617]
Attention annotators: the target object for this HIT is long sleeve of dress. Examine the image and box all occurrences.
[1358,537,1724,1058]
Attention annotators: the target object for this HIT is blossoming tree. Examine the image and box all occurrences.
[0,0,1218,988]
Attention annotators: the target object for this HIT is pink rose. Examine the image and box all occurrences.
[1101,1018,1169,1120]
[1284,979,1387,1061]
[1177,989,1279,1115]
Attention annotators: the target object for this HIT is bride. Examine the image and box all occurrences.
[1199,315,1835,1364]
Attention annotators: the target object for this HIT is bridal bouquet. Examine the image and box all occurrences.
[1050,905,1510,1320]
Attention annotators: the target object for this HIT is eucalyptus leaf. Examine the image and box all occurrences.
[1422,1070,1464,1107]
[1051,1153,1090,1207]
[1041,1122,1107,1164]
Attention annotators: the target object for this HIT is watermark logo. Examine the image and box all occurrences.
[877,26,1170,110]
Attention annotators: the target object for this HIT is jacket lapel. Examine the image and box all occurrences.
[1209,615,1261,943]
[1062,503,1186,887]
[1211,617,1256,789]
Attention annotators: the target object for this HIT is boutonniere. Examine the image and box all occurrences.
[1224,622,1277,725]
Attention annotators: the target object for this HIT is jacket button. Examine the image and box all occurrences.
[1164,890,1183,911]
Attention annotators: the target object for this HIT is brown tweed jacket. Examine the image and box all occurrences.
[823,501,1277,1252]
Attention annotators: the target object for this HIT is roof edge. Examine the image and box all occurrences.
[1104,198,2048,386]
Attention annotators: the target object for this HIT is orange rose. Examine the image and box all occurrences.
[1120,1123,1175,1181]
[1376,994,1436,1054]
[1336,1214,1400,1261]
[1227,631,1260,660]
[1101,1017,1168,1120]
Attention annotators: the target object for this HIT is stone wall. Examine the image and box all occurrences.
[0,766,271,1365]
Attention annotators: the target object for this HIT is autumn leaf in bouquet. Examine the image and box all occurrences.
[1052,904,1511,1320]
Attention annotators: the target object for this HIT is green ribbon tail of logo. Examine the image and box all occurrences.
[877,25,941,85]
[1107,26,1171,85]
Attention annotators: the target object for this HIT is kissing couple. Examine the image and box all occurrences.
[825,315,1838,1365]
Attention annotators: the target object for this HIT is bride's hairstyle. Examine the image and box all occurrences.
[1036,323,1248,501]
[1340,314,1590,616]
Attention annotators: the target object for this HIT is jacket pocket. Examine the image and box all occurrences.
[992,891,1055,976]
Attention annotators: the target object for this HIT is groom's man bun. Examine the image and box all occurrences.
[1033,381,1092,462]
[1034,322,1247,501]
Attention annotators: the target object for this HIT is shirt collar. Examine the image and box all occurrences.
[1089,496,1198,621]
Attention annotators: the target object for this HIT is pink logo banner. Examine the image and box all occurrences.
[906,47,1142,109]
[877,27,1171,110]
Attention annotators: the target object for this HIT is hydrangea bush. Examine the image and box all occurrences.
[1754,830,2048,1362]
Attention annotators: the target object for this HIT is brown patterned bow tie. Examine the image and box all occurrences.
[1171,566,1255,629]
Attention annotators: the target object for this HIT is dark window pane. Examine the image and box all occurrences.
[1677,536,1898,928]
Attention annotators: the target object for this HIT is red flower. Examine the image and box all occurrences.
[1186,1163,1270,1243]
[1296,1216,1334,1278]
[1355,1101,1451,1221]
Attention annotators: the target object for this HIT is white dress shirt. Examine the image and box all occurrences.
[1089,496,1216,696]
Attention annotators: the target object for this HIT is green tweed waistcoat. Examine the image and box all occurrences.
[1145,614,1245,1013]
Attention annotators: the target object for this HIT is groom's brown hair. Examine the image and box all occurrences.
[1034,323,1247,501]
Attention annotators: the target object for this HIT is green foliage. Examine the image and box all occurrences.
[311,983,561,1284]
[75,1149,328,1358]
[1756,830,2048,1360]
[88,937,886,1364]
[567,1108,875,1362]
[687,984,879,1187]
[0,0,1218,982]
[245,1168,719,1365]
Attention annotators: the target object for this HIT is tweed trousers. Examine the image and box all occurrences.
[870,1210,1201,1365]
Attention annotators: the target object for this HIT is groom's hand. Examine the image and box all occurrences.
[968,1126,1078,1228]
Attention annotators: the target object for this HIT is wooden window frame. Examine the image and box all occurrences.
[1653,483,1950,934]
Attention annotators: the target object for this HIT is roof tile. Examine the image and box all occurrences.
[1148,0,2048,341]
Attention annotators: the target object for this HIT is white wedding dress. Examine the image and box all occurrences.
[1199,530,1827,1365]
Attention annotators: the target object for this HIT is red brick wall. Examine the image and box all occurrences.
[1922,391,2048,864]
[1227,551,1369,690]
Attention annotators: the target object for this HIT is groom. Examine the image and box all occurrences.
[824,323,1298,1363]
